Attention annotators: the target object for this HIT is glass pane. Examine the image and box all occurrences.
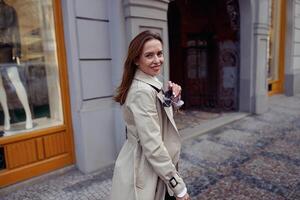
[0,0,63,136]
[268,0,282,81]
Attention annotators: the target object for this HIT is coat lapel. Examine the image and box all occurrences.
[157,91,178,132]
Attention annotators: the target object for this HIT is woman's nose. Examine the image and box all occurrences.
[153,55,160,63]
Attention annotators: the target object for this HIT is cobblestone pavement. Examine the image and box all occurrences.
[1,95,300,200]
[174,109,222,131]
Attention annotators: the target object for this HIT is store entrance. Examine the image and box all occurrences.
[168,0,240,111]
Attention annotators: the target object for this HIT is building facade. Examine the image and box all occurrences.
[0,0,300,186]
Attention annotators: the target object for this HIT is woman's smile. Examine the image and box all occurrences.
[151,65,161,71]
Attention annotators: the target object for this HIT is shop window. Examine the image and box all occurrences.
[0,0,63,135]
[268,0,281,81]
[267,0,286,95]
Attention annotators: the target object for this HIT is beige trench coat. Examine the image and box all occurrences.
[110,70,186,200]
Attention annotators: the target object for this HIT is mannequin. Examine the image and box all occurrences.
[0,0,32,130]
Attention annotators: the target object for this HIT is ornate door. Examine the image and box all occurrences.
[168,0,240,111]
[185,34,218,109]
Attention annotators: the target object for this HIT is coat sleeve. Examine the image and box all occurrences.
[128,88,186,196]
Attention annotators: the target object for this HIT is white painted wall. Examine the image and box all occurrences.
[109,0,127,153]
[62,0,116,173]
[239,0,255,112]
[285,0,300,95]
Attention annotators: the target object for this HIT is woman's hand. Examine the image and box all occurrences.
[168,81,181,98]
[176,193,191,200]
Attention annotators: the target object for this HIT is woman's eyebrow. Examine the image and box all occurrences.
[144,49,163,54]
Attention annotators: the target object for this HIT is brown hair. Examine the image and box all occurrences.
[114,30,163,105]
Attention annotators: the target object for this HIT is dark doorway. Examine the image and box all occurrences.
[168,0,240,111]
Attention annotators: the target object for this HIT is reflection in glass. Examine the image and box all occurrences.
[0,0,63,136]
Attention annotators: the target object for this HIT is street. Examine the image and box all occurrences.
[1,94,300,200]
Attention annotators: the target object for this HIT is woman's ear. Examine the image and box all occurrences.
[134,57,139,67]
[134,60,139,67]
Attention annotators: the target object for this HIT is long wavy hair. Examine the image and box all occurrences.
[114,30,163,105]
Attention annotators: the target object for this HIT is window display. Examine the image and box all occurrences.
[0,0,63,135]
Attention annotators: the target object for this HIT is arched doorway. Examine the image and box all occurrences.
[168,0,240,111]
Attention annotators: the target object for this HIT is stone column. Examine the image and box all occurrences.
[252,0,270,114]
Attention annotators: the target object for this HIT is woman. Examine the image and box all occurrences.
[111,30,190,200]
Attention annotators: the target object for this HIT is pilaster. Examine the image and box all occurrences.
[123,0,170,81]
[252,0,270,114]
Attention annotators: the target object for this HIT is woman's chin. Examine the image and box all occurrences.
[152,68,161,76]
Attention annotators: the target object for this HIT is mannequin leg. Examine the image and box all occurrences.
[0,74,10,130]
[7,67,33,129]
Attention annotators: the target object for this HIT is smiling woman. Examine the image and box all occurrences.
[111,30,190,200]
[135,39,164,76]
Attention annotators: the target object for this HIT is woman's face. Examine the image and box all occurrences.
[136,39,164,76]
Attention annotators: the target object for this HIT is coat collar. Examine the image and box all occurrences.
[134,69,162,91]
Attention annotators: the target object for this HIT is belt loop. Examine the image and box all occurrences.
[125,126,128,140]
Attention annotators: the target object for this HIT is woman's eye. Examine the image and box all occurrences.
[157,52,163,57]
[145,54,153,58]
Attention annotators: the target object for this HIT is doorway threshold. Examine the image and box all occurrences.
[174,110,249,141]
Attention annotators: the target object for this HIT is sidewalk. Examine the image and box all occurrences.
[1,94,300,200]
